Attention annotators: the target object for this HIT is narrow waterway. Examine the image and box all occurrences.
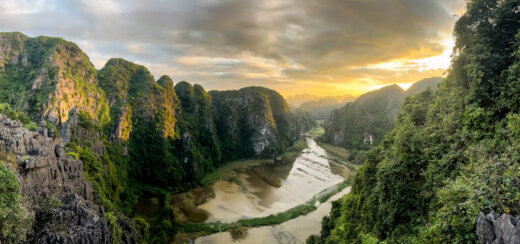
[197,137,348,223]
[173,136,353,243]
[195,186,351,244]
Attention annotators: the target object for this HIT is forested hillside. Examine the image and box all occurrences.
[310,0,520,243]
[0,32,314,243]
[320,78,440,163]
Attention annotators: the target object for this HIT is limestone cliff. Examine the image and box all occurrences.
[0,32,315,243]
[210,86,314,160]
[174,81,221,179]
[98,58,179,141]
[0,32,110,142]
[0,114,121,243]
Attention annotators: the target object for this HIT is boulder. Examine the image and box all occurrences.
[477,212,520,244]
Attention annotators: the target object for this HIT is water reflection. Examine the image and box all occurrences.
[198,137,347,223]
[195,187,352,244]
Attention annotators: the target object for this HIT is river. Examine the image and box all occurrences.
[173,136,353,243]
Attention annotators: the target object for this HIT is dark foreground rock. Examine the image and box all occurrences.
[477,212,520,244]
[34,194,111,244]
[0,115,93,204]
[0,114,139,243]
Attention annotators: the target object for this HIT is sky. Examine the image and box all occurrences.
[0,0,466,97]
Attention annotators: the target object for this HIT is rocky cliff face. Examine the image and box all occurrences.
[175,81,221,178]
[476,212,520,244]
[0,115,91,204]
[0,114,119,243]
[210,86,314,160]
[322,84,406,150]
[99,58,179,141]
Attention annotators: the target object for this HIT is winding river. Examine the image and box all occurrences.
[173,136,353,243]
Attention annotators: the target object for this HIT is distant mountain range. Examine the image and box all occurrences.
[286,93,356,108]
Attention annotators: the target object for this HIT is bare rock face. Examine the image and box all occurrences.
[0,114,92,204]
[34,194,111,244]
[0,114,118,243]
[477,212,520,244]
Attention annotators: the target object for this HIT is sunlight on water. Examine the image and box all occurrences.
[198,137,346,223]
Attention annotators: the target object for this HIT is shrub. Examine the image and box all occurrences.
[0,164,32,243]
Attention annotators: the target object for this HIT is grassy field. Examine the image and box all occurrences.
[309,126,325,137]
[319,143,349,161]
[199,138,306,187]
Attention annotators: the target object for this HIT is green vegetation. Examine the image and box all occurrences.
[309,126,325,137]
[0,164,32,243]
[210,86,314,161]
[319,143,349,161]
[0,103,31,124]
[313,1,520,243]
[0,32,315,242]
[67,142,121,211]
[320,78,441,164]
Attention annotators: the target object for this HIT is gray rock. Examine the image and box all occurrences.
[0,116,94,204]
[477,212,520,244]
[0,115,139,243]
[34,194,111,244]
[478,214,495,244]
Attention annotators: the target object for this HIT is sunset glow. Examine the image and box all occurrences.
[0,0,466,98]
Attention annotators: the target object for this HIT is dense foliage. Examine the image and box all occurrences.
[312,0,520,243]
[210,86,314,161]
[321,78,441,157]
[0,163,32,243]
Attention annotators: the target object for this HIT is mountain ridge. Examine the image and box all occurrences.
[0,31,314,243]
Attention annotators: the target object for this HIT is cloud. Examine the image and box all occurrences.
[0,0,466,96]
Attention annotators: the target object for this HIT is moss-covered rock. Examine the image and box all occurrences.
[210,86,314,160]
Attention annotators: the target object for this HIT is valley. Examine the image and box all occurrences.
[1,1,518,243]
[166,130,357,243]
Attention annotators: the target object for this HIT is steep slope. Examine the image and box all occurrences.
[0,32,109,142]
[321,84,406,150]
[0,115,140,243]
[311,1,520,243]
[320,78,441,156]
[210,86,314,160]
[174,81,222,180]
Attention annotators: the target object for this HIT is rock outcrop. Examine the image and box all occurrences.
[34,194,111,244]
[0,32,110,143]
[477,212,520,244]
[210,86,314,160]
[0,115,91,204]
[0,115,124,243]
